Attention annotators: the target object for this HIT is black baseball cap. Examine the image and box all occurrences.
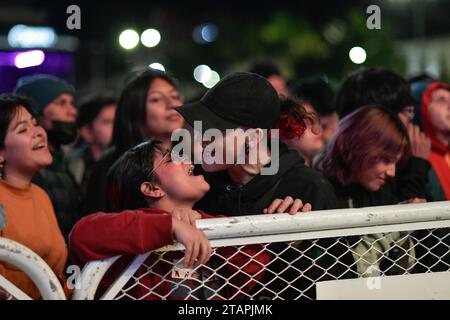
[176,72,280,132]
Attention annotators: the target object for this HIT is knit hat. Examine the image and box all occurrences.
[14,74,75,113]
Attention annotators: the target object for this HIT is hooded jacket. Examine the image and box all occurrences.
[420,82,450,200]
[195,143,339,215]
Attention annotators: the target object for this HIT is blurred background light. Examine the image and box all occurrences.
[322,21,346,45]
[8,25,57,48]
[14,50,45,68]
[119,29,139,49]
[193,64,212,83]
[141,28,161,48]
[203,70,220,88]
[349,46,367,64]
[193,23,219,44]
[149,62,165,72]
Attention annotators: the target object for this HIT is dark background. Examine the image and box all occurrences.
[1,0,449,99]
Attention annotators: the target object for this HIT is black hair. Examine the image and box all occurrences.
[289,78,336,116]
[106,140,164,211]
[76,94,117,128]
[0,94,37,149]
[111,69,177,155]
[408,73,436,85]
[335,68,414,118]
[249,62,282,79]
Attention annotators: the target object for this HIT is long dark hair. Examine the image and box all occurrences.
[111,69,177,155]
[0,94,37,149]
[106,140,164,211]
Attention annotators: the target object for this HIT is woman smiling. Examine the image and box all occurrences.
[0,94,67,299]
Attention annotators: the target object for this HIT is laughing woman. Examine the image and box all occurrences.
[69,140,271,299]
[0,94,67,299]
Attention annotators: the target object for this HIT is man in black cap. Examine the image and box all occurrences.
[175,72,343,299]
[176,72,338,215]
[15,74,81,240]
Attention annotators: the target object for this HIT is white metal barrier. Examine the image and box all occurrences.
[0,237,66,300]
[73,201,450,300]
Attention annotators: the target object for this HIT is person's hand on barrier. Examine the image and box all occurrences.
[407,123,431,160]
[263,196,312,215]
[171,208,202,227]
[172,217,212,268]
[400,197,427,204]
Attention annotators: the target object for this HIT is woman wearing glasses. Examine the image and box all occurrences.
[69,140,273,299]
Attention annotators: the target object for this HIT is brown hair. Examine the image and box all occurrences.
[323,105,410,185]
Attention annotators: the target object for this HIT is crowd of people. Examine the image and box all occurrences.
[0,61,449,299]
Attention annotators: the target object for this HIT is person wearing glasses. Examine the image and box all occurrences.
[69,140,291,300]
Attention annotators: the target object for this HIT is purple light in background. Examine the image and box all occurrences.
[14,50,45,69]
[0,51,75,93]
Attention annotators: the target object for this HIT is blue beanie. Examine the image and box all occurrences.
[14,74,75,114]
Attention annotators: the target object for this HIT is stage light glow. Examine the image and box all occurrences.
[14,50,45,69]
[349,46,367,64]
[141,29,161,48]
[119,29,139,49]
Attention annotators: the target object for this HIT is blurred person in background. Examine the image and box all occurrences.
[250,62,288,96]
[66,94,116,197]
[416,82,450,201]
[14,75,81,240]
[289,77,338,145]
[83,69,184,214]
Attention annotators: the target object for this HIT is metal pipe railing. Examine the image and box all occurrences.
[196,201,450,239]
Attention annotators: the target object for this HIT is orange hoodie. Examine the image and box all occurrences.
[0,180,68,299]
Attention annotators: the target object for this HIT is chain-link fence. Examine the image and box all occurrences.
[73,201,450,300]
